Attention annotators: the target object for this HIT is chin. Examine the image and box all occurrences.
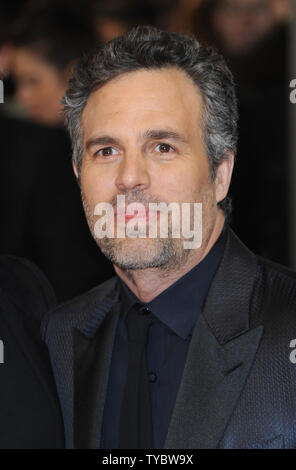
[99,237,161,266]
[97,235,191,271]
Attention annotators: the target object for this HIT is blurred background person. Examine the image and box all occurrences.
[0,20,13,79]
[0,2,23,115]
[191,0,277,55]
[272,0,292,23]
[92,0,133,43]
[91,0,162,43]
[0,1,115,301]
[10,3,93,125]
[190,0,292,264]
[157,0,202,34]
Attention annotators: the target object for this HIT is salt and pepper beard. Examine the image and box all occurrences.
[81,186,216,273]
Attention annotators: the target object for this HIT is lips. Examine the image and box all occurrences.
[115,207,158,222]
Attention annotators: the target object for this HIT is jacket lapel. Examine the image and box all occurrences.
[43,277,120,449]
[164,229,264,449]
[74,300,120,449]
[164,314,263,448]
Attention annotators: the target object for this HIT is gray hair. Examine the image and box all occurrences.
[63,25,238,218]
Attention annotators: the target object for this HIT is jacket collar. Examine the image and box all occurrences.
[164,228,263,448]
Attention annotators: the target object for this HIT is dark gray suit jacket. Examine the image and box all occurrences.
[42,229,296,449]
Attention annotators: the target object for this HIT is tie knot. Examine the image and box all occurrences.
[125,304,158,343]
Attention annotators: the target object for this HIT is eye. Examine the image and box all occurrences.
[155,143,174,154]
[95,147,118,157]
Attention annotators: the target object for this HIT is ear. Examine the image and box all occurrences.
[214,151,234,203]
[72,160,79,179]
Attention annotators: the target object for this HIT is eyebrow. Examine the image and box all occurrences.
[85,128,189,151]
[85,135,122,151]
[141,129,189,145]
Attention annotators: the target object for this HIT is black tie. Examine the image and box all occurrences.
[119,304,158,449]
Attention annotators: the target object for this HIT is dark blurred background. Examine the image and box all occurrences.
[0,0,293,301]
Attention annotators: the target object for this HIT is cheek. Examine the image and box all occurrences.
[153,160,210,202]
[81,164,115,206]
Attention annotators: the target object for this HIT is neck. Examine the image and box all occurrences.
[114,212,225,303]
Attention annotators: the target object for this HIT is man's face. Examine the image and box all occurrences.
[78,68,231,271]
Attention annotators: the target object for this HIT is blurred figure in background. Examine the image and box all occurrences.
[0,3,114,301]
[271,0,292,23]
[91,0,160,43]
[0,21,13,79]
[192,0,277,55]
[10,6,93,125]
[92,0,135,43]
[0,3,22,115]
[160,0,202,34]
[229,23,289,264]
[212,0,275,55]
[190,0,291,265]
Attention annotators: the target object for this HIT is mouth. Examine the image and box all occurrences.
[114,207,159,223]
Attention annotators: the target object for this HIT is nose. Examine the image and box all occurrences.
[115,152,150,192]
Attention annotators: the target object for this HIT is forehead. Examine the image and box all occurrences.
[81,67,204,140]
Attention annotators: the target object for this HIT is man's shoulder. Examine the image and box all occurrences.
[254,252,296,295]
[215,228,296,320]
[226,227,296,284]
[52,275,118,314]
[42,276,118,339]
[257,255,296,280]
[255,255,296,310]
[226,233,296,330]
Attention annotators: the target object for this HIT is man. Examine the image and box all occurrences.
[0,255,64,448]
[43,26,296,449]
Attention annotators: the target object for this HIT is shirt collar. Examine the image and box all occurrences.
[119,225,228,340]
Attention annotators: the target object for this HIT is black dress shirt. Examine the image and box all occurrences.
[100,226,227,448]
